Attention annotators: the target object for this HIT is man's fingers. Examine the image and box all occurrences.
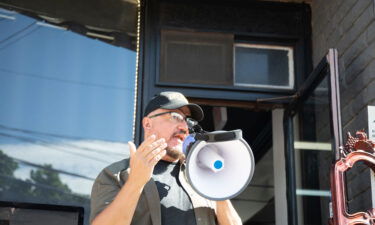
[146,143,167,161]
[138,134,157,150]
[150,149,167,166]
[140,138,166,155]
[128,141,136,157]
[144,141,167,157]
[128,136,167,169]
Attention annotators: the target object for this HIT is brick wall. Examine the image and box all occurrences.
[312,0,375,213]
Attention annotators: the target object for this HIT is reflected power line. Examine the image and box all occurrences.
[0,131,113,164]
[0,26,40,51]
[11,156,95,181]
[0,123,112,142]
[0,124,125,157]
[0,67,133,91]
[0,21,36,44]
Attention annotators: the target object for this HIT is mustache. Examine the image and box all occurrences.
[173,130,187,140]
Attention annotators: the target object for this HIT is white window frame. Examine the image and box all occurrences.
[234,43,295,90]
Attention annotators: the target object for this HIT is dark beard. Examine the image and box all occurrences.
[166,146,184,160]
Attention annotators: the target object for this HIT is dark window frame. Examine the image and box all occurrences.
[0,201,84,225]
[136,0,312,144]
[283,49,343,225]
[156,28,299,94]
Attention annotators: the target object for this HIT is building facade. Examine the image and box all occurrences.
[0,0,374,225]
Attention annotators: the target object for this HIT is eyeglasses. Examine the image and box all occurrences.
[148,111,195,124]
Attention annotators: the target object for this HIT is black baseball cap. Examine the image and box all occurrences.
[144,91,204,121]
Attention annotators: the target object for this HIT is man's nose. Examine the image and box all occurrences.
[177,121,189,133]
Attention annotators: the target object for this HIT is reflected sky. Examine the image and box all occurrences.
[0,9,136,197]
[0,8,136,143]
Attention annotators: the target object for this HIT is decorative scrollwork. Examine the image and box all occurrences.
[342,130,375,156]
[330,130,375,225]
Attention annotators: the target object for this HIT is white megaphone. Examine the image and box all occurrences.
[183,129,255,200]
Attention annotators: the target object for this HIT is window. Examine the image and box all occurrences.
[159,29,295,91]
[234,43,294,90]
[0,8,136,223]
[160,29,233,86]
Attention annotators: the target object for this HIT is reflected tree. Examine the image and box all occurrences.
[0,149,89,204]
[27,164,73,201]
[0,150,18,175]
[0,149,32,199]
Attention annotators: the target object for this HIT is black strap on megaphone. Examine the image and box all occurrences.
[184,119,244,155]
[194,130,242,142]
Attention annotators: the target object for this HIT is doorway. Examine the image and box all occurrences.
[198,104,276,224]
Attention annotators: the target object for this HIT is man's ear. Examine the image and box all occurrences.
[142,117,152,130]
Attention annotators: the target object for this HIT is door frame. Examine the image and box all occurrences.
[283,49,343,225]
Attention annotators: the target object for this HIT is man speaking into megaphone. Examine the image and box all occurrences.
[90,91,250,225]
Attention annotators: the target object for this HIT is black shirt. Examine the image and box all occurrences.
[153,160,197,225]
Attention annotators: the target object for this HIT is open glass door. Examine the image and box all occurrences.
[284,49,343,225]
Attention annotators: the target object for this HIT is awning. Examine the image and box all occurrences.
[0,0,138,50]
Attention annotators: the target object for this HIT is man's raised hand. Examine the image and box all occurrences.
[127,135,167,188]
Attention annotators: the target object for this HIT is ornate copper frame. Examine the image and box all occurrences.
[330,131,375,225]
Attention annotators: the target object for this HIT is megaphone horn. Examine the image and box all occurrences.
[184,129,255,200]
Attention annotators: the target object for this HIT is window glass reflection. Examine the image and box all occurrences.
[0,8,136,223]
[293,76,333,225]
[234,44,294,90]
